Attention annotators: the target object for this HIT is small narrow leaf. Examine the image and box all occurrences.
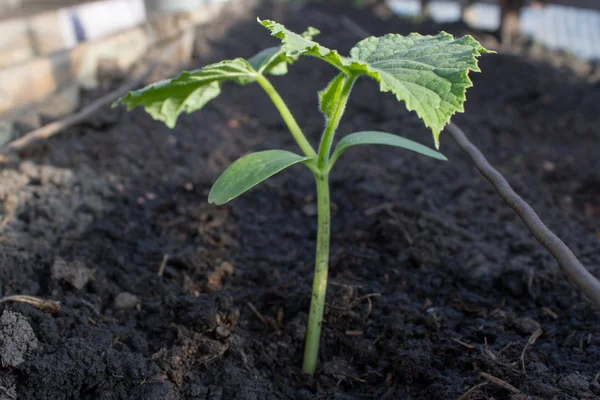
[330,131,447,168]
[318,73,347,122]
[260,19,492,147]
[208,150,310,205]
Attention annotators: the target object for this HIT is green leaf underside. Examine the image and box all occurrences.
[115,24,318,129]
[247,47,290,75]
[208,150,310,205]
[260,19,492,148]
[331,131,447,165]
[115,58,257,128]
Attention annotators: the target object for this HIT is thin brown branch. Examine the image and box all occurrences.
[339,13,600,310]
[157,254,170,277]
[480,372,520,394]
[458,381,487,400]
[0,295,61,313]
[446,122,600,310]
[520,327,543,373]
[451,337,476,350]
[247,302,269,327]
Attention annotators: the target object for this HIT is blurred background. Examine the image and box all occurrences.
[0,0,599,135]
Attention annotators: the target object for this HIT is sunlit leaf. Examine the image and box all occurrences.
[208,150,311,205]
[260,19,492,147]
[115,59,257,128]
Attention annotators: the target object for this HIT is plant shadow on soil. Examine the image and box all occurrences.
[0,1,599,399]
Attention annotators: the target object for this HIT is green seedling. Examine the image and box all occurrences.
[116,19,492,376]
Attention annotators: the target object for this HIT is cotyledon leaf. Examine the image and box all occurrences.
[260,19,492,148]
[208,150,311,205]
[329,131,447,170]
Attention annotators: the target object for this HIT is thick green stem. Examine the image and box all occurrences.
[303,172,330,375]
[302,75,356,376]
[255,74,317,159]
[317,75,356,170]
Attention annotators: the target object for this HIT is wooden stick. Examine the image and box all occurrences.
[339,14,600,311]
[480,372,520,394]
[157,254,170,277]
[520,328,543,372]
[447,122,600,310]
[0,295,61,313]
[458,381,487,400]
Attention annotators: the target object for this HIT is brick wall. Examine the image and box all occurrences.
[0,0,231,118]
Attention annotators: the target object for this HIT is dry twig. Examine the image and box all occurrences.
[446,122,600,310]
[520,328,543,373]
[157,254,170,277]
[345,330,364,336]
[458,381,487,400]
[480,372,520,394]
[0,295,60,313]
[247,302,267,325]
[451,337,476,350]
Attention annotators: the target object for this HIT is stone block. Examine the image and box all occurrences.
[187,2,228,26]
[72,27,149,88]
[146,12,193,43]
[36,84,80,120]
[0,51,73,114]
[28,10,77,56]
[172,28,195,66]
[0,19,34,68]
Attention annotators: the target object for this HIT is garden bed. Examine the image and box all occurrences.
[0,2,599,399]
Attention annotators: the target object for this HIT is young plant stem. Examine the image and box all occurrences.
[303,172,330,375]
[255,74,317,159]
[303,74,356,376]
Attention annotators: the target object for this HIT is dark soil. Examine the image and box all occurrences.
[1,2,599,399]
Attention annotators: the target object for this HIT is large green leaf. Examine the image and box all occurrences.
[115,58,257,128]
[208,150,310,205]
[329,131,447,169]
[260,19,492,148]
[115,30,319,128]
[350,34,491,148]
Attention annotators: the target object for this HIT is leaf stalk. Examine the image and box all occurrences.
[255,74,317,159]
